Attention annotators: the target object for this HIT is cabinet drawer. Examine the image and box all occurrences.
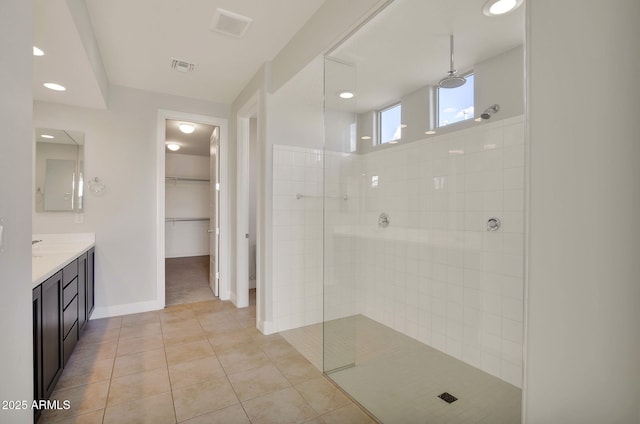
[63,321,78,365]
[63,278,77,308]
[63,259,78,287]
[63,296,78,339]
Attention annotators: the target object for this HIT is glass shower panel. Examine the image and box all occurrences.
[321,1,525,422]
[322,58,359,373]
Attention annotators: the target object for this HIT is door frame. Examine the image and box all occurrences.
[156,109,230,309]
[236,92,260,310]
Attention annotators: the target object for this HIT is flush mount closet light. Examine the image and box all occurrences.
[44,82,66,91]
[361,136,371,140]
[41,134,54,139]
[425,130,437,135]
[337,90,354,99]
[33,46,44,56]
[166,143,181,151]
[178,123,195,134]
[483,0,523,16]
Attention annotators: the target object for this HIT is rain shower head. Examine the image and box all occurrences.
[481,104,500,120]
[439,35,466,89]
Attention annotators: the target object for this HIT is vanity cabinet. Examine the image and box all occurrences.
[33,271,64,404]
[33,247,95,419]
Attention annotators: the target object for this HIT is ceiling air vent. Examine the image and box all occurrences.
[170,58,196,73]
[210,8,252,38]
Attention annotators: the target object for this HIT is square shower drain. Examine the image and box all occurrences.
[438,392,458,404]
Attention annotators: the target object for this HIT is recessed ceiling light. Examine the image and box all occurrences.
[33,46,44,56]
[166,143,181,151]
[41,134,54,139]
[337,90,354,99]
[43,83,66,91]
[425,130,437,135]
[361,136,371,140]
[483,0,523,16]
[474,117,482,122]
[178,123,195,134]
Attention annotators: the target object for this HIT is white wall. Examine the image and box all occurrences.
[525,1,640,422]
[0,0,33,422]
[33,86,229,317]
[249,117,257,286]
[165,153,210,258]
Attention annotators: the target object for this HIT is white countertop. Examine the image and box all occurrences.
[32,233,96,289]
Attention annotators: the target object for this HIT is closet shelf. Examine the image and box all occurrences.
[165,176,210,183]
[165,217,210,222]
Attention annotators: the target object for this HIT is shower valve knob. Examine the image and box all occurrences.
[487,217,501,231]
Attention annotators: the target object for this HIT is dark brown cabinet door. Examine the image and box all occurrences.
[77,253,87,332]
[32,286,43,402]
[41,271,63,399]
[87,248,95,318]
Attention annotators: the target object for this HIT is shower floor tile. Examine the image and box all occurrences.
[282,315,521,424]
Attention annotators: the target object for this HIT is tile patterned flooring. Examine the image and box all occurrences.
[39,293,375,424]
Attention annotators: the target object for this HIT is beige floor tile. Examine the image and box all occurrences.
[178,404,250,424]
[317,403,375,424]
[227,363,291,401]
[116,333,164,357]
[71,339,118,362]
[216,344,272,375]
[118,322,163,340]
[171,376,239,422]
[103,391,175,424]
[164,339,214,366]
[77,326,120,345]
[162,332,207,347]
[274,355,323,385]
[112,348,167,378]
[121,311,160,328]
[241,387,318,424]
[206,327,258,352]
[84,316,122,331]
[42,381,110,422]
[260,338,303,362]
[295,377,352,415]
[56,356,115,390]
[38,408,105,424]
[107,368,171,406]
[168,355,225,389]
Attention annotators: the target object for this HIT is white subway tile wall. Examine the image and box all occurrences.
[271,115,525,388]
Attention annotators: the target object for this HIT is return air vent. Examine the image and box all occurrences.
[210,8,252,38]
[170,58,196,73]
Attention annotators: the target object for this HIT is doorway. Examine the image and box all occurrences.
[164,119,217,306]
[156,110,229,309]
[236,93,260,313]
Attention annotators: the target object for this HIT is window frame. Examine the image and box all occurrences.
[377,101,402,145]
[436,71,475,129]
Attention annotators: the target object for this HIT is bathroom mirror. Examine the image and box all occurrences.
[35,128,84,213]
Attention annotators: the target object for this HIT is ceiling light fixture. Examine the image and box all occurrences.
[337,90,354,99]
[361,136,371,140]
[483,0,523,16]
[43,83,66,91]
[425,130,437,135]
[41,134,54,139]
[178,123,195,134]
[33,46,44,56]
[166,143,181,151]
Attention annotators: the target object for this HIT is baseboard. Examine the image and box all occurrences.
[258,319,277,335]
[91,300,161,319]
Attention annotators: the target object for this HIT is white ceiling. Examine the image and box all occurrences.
[330,0,524,112]
[84,0,325,104]
[33,0,325,108]
[165,119,216,157]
